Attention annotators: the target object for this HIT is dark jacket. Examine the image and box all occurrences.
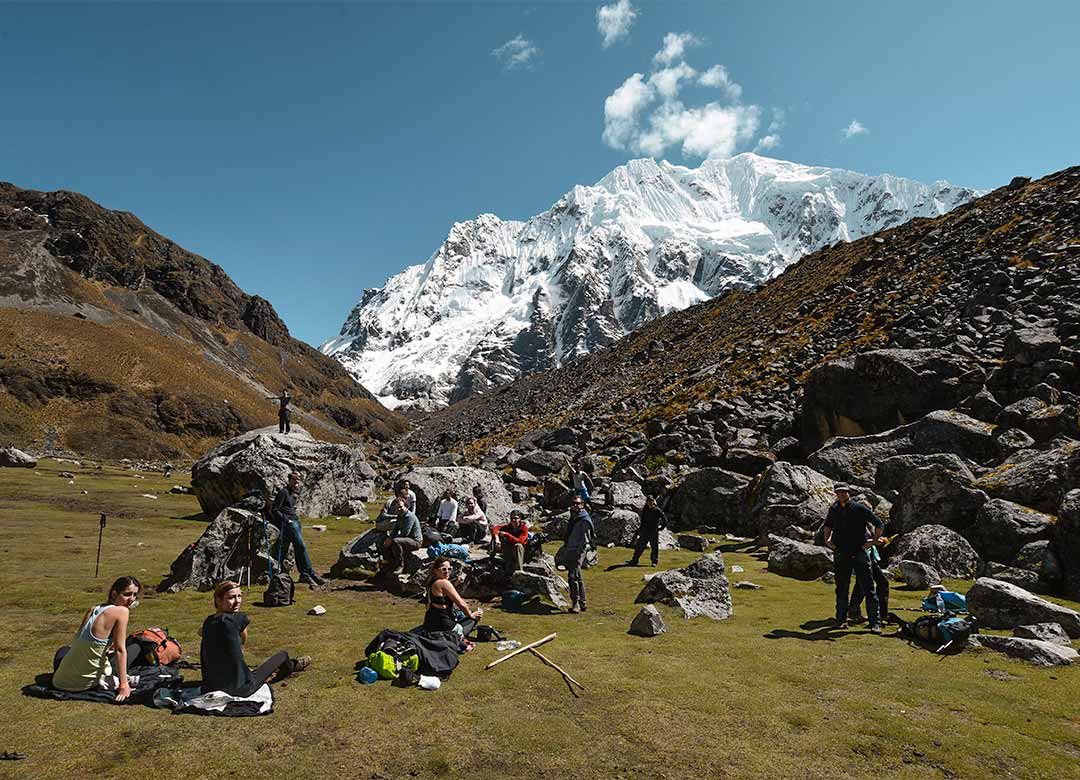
[271,487,299,526]
[824,500,883,552]
[639,505,668,532]
[565,510,594,555]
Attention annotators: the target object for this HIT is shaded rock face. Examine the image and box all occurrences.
[608,480,646,510]
[766,535,833,580]
[1013,623,1072,646]
[891,524,979,579]
[397,466,515,521]
[510,570,569,609]
[1057,489,1080,598]
[0,446,35,467]
[634,552,733,620]
[966,578,1080,638]
[898,560,941,589]
[330,529,384,576]
[972,635,1078,667]
[629,604,667,637]
[159,506,292,592]
[976,440,1080,513]
[750,462,835,540]
[965,499,1054,563]
[801,349,982,451]
[668,468,751,533]
[191,427,376,520]
[889,463,988,535]
[809,410,1000,489]
[515,450,566,477]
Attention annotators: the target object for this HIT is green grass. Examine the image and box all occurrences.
[1,460,1078,780]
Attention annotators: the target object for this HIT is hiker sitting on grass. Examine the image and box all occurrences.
[199,581,310,697]
[492,510,529,573]
[379,497,423,572]
[53,576,140,701]
[423,557,482,636]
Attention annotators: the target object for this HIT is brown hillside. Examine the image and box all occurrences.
[403,167,1080,455]
[0,183,405,459]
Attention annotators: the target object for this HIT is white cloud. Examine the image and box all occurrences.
[755,134,781,151]
[492,34,541,70]
[768,107,785,134]
[654,32,701,65]
[649,62,697,100]
[602,72,655,148]
[842,119,868,139]
[597,0,637,48]
[698,64,742,100]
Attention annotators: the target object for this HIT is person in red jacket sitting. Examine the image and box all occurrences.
[491,510,529,574]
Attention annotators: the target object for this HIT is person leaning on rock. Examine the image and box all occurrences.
[628,495,667,567]
[379,497,423,572]
[270,471,326,588]
[492,509,529,574]
[822,483,883,633]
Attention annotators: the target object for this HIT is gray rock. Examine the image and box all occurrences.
[966,499,1053,563]
[510,570,569,608]
[889,461,988,534]
[515,449,567,477]
[628,604,667,637]
[750,462,835,540]
[719,447,777,477]
[505,468,540,486]
[876,454,975,493]
[996,396,1047,430]
[0,446,35,468]
[976,440,1080,513]
[766,535,834,580]
[898,560,942,589]
[398,466,515,521]
[966,578,1080,637]
[735,581,764,590]
[668,467,751,533]
[330,528,383,577]
[593,508,670,548]
[993,427,1037,455]
[634,552,733,620]
[1022,404,1080,443]
[159,506,292,592]
[892,524,979,578]
[971,634,1077,667]
[1057,489,1080,598]
[1013,622,1072,646]
[421,452,463,467]
[542,477,573,512]
[608,480,647,510]
[191,427,376,520]
[981,562,1040,591]
[1004,327,1061,365]
[677,534,709,552]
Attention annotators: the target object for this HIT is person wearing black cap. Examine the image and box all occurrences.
[822,483,883,632]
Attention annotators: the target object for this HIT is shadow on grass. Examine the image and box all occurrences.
[713,540,758,553]
[500,599,561,616]
[603,562,649,572]
[176,512,210,523]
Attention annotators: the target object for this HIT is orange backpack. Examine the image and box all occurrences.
[128,627,183,667]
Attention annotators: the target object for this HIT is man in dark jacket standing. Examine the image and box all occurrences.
[628,496,667,567]
[271,471,326,588]
[822,484,883,632]
[564,497,594,613]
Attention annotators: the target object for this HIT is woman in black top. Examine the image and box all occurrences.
[423,557,482,634]
[200,581,310,696]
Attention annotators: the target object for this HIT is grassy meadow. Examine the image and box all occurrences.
[0,459,1078,780]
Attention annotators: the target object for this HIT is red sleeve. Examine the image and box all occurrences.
[503,525,529,546]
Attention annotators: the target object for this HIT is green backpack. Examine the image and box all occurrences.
[366,649,419,679]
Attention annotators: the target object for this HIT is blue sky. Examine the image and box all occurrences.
[3,1,1078,347]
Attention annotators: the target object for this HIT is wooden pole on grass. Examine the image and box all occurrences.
[484,632,557,670]
[529,648,585,691]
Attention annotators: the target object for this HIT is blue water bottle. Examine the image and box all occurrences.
[359,665,378,684]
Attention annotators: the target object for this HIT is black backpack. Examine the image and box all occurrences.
[263,572,294,607]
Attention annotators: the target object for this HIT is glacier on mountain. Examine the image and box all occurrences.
[322,153,981,409]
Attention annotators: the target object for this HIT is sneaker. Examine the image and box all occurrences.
[287,655,312,674]
[579,604,588,612]
[833,620,849,630]
[868,624,883,635]
[650,562,658,568]
[568,604,581,614]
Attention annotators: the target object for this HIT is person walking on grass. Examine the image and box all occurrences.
[270,471,326,588]
[822,483,883,633]
[268,388,293,434]
[628,495,667,567]
[200,580,310,696]
[565,496,594,614]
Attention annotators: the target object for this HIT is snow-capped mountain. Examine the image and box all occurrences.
[322,153,981,409]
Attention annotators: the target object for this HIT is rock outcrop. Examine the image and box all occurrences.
[891,524,979,579]
[966,578,1080,638]
[766,535,833,580]
[635,553,733,620]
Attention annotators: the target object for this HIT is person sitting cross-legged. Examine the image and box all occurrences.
[491,510,530,574]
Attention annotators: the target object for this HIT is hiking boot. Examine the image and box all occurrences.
[650,562,658,567]
[579,604,588,612]
[300,573,328,590]
[833,620,849,630]
[287,655,312,674]
[868,624,883,635]
[568,603,581,614]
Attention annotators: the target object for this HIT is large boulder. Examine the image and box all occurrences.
[971,635,1078,667]
[1056,489,1080,598]
[965,499,1054,563]
[976,440,1080,513]
[1014,623,1072,646]
[635,553,733,620]
[628,604,667,637]
[191,427,376,520]
[398,466,515,521]
[966,578,1080,638]
[329,529,384,577]
[766,535,833,580]
[801,349,982,451]
[159,505,292,592]
[0,446,35,468]
[889,462,988,534]
[808,410,1001,489]
[1013,540,1063,593]
[1003,327,1061,365]
[898,560,942,589]
[749,462,835,540]
[514,450,567,477]
[891,524,979,579]
[510,570,569,608]
[876,454,975,493]
[607,480,646,511]
[668,468,752,533]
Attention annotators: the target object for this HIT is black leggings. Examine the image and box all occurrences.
[238,650,290,697]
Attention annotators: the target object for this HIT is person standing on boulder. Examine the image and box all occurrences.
[822,484,883,632]
[270,471,326,588]
[268,388,293,434]
[628,495,667,567]
[564,496,595,614]
[565,456,595,508]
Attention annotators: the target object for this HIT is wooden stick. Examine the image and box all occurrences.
[484,633,557,670]
[529,648,585,691]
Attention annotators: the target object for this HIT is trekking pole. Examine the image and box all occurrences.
[95,513,106,577]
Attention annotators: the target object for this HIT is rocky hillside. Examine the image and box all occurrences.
[0,183,405,459]
[384,164,1080,602]
[324,154,979,409]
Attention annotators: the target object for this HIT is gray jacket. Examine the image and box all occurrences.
[390,510,422,544]
[565,510,594,555]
